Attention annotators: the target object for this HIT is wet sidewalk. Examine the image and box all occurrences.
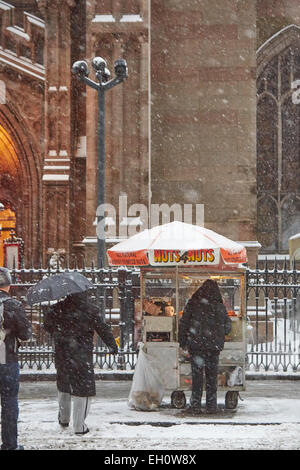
[15,378,300,450]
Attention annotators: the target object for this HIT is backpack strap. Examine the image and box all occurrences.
[0,294,10,313]
[0,298,6,336]
[0,296,10,364]
[0,295,12,332]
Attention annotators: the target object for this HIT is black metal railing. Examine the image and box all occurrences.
[246,258,300,372]
[9,265,140,371]
[9,258,300,373]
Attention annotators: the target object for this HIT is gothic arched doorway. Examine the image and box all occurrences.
[0,113,42,266]
[0,124,19,266]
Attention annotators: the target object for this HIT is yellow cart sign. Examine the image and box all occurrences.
[148,248,220,266]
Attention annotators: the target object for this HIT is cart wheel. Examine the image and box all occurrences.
[225,391,239,410]
[171,391,186,409]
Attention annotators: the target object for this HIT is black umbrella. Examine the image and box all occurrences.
[26,272,94,305]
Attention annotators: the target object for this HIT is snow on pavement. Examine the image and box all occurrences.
[16,385,300,450]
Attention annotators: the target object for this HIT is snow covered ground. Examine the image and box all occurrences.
[15,379,300,450]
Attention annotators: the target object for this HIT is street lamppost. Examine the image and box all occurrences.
[72,56,128,268]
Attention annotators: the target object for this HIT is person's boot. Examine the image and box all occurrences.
[1,445,24,450]
[185,405,202,415]
[205,400,218,414]
[59,420,69,428]
[58,412,69,428]
[206,393,218,414]
[205,407,218,414]
[185,394,202,415]
[75,428,89,435]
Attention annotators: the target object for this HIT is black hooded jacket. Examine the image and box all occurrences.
[179,280,232,354]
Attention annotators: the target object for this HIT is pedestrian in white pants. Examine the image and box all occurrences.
[58,392,92,434]
[43,291,118,436]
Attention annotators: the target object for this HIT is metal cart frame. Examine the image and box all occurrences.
[138,265,247,410]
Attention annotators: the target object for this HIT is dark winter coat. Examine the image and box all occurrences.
[179,281,232,354]
[43,292,117,397]
[0,290,32,364]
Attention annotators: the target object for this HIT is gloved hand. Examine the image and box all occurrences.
[109,346,118,354]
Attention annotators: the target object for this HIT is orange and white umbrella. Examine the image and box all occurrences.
[107,221,247,268]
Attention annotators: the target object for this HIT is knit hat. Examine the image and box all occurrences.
[0,268,12,287]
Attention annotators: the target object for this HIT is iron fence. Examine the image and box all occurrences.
[10,265,140,371]
[8,259,300,373]
[246,259,300,372]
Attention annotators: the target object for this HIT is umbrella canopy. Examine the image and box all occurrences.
[107,221,247,267]
[26,272,94,306]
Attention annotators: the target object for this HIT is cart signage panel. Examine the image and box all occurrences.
[107,249,149,266]
[148,248,220,266]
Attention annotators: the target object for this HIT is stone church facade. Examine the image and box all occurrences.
[0,0,299,266]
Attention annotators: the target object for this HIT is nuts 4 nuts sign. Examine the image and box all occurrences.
[148,248,220,266]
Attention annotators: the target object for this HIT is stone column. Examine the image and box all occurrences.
[39,0,74,265]
[138,33,149,206]
[83,0,149,264]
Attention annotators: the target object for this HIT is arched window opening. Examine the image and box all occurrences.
[257,26,300,253]
[0,124,21,266]
[281,196,300,249]
[257,95,278,193]
[281,96,300,193]
[257,196,278,252]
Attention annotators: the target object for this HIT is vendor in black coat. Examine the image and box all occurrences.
[179,279,232,414]
[44,291,118,434]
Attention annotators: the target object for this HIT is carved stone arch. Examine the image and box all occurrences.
[0,104,42,265]
[257,24,300,77]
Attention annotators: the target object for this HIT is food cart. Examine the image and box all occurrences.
[107,221,248,410]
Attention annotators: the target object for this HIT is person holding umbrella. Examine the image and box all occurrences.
[179,279,232,415]
[27,272,118,435]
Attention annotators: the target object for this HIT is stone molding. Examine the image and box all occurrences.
[0,1,45,80]
[257,24,300,76]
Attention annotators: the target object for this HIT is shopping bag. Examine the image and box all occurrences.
[128,344,165,411]
[227,366,243,387]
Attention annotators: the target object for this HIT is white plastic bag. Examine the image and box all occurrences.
[128,344,165,411]
[227,366,243,387]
